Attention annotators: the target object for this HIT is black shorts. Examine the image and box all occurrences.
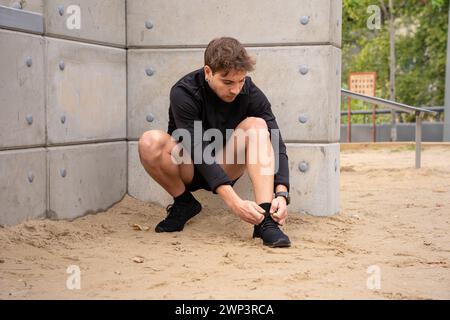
[185,166,242,193]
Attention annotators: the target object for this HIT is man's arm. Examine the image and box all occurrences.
[216,185,240,209]
[170,86,233,193]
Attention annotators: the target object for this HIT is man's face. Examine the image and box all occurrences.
[204,66,246,103]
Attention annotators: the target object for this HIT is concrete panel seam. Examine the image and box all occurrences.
[46,138,128,148]
[125,2,130,203]
[44,33,126,49]
[0,144,47,152]
[126,41,129,142]
[125,138,129,195]
[44,37,49,152]
[46,141,127,151]
[125,0,128,49]
[45,147,50,219]
[126,42,341,50]
[284,140,341,144]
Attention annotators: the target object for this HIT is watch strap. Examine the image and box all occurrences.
[275,191,290,205]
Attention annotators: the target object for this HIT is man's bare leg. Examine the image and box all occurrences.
[217,117,275,204]
[138,130,194,197]
[138,130,202,233]
[217,117,290,247]
[244,118,275,204]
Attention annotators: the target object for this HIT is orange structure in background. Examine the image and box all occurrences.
[347,72,377,142]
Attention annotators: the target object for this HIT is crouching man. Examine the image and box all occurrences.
[138,37,291,248]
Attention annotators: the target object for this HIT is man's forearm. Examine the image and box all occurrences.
[217,183,287,208]
[216,184,241,209]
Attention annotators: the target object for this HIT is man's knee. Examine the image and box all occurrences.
[242,117,268,131]
[138,130,167,161]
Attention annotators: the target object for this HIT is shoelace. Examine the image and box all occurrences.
[164,204,184,222]
[260,215,280,232]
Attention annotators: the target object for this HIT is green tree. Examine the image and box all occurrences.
[342,0,449,124]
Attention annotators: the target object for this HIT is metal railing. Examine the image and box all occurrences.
[341,106,444,116]
[341,89,439,169]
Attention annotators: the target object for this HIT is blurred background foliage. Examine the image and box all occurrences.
[342,0,449,124]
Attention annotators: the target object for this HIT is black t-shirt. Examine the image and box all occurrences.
[167,68,289,194]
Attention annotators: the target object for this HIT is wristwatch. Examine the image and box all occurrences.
[275,191,290,205]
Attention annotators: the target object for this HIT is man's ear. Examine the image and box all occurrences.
[204,65,212,78]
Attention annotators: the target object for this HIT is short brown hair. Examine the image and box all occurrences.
[204,37,255,75]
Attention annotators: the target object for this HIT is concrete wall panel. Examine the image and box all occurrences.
[46,38,126,144]
[127,49,204,139]
[287,143,340,216]
[128,141,171,206]
[127,46,341,142]
[248,46,341,143]
[0,148,46,225]
[330,0,343,49]
[0,29,45,150]
[0,0,43,14]
[129,142,339,216]
[0,3,44,34]
[44,0,126,47]
[48,142,127,220]
[127,0,342,47]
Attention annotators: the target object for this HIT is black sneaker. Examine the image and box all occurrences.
[155,199,202,233]
[253,213,291,247]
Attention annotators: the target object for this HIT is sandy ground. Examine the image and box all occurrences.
[1,143,449,300]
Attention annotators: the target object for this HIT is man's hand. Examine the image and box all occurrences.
[216,185,265,225]
[270,196,288,225]
[231,199,265,225]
